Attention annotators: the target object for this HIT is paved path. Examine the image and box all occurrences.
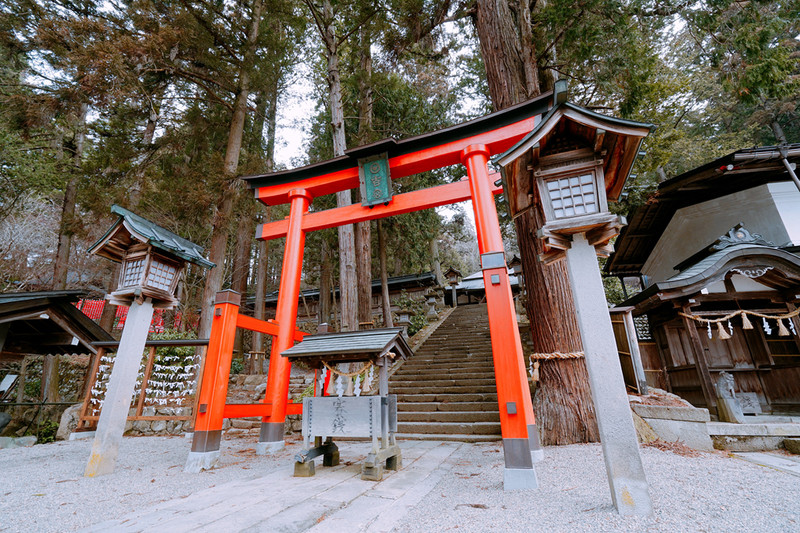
[733,451,800,477]
[81,440,463,533]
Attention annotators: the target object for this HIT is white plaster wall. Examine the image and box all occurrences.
[769,181,800,246]
[642,183,795,284]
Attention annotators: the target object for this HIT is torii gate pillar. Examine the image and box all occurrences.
[463,144,541,489]
[257,188,312,454]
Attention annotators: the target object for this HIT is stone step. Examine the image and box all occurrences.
[390,378,497,388]
[396,393,498,403]
[399,360,493,369]
[397,401,498,412]
[392,370,495,380]
[416,348,492,357]
[406,355,493,362]
[397,433,501,443]
[391,384,497,394]
[398,411,500,423]
[397,421,501,435]
[416,343,491,348]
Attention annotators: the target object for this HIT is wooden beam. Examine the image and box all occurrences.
[235,314,306,342]
[680,303,717,413]
[47,311,97,353]
[12,333,76,346]
[0,323,8,353]
[594,128,606,153]
[258,176,503,241]
[221,401,303,419]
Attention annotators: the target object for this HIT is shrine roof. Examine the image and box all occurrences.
[606,144,800,276]
[281,327,412,365]
[0,291,113,358]
[614,244,800,313]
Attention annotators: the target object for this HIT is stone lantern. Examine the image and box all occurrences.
[443,267,461,308]
[424,290,439,321]
[395,308,416,337]
[494,85,656,516]
[84,205,213,477]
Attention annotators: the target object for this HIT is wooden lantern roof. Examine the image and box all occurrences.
[89,205,214,269]
[443,267,462,279]
[493,94,654,218]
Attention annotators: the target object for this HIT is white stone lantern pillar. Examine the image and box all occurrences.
[495,95,654,515]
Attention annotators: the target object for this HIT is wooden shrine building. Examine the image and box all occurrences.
[606,145,800,415]
[0,291,112,363]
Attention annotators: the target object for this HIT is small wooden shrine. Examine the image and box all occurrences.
[607,145,800,414]
[281,328,412,480]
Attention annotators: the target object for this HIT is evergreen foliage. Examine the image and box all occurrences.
[0,0,796,323]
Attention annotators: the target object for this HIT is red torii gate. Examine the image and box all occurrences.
[187,91,557,487]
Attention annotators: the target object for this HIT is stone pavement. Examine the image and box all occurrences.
[81,440,464,533]
[733,451,800,477]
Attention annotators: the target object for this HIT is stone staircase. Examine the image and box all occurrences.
[391,303,501,442]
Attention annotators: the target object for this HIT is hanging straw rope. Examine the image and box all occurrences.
[680,308,799,339]
[679,308,799,324]
[321,360,373,377]
[530,351,585,360]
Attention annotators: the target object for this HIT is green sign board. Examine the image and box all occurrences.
[358,153,393,207]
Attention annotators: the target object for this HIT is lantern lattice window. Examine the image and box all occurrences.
[147,260,178,291]
[546,173,598,219]
[122,258,146,287]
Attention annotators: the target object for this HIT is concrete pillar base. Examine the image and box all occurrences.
[184,450,220,473]
[69,431,95,441]
[503,467,539,490]
[611,477,653,516]
[528,424,544,463]
[256,422,285,455]
[256,440,285,455]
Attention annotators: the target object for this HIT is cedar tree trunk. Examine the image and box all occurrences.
[474,0,598,445]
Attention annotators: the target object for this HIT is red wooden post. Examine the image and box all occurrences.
[462,144,540,489]
[258,188,312,453]
[185,290,240,472]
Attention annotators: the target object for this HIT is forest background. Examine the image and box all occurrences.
[1,0,798,343]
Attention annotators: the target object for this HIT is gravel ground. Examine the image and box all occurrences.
[0,434,304,533]
[2,436,798,532]
[393,442,800,533]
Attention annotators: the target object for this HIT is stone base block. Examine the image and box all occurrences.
[361,463,384,481]
[255,440,285,455]
[785,438,800,454]
[712,435,786,451]
[645,418,714,451]
[294,460,316,477]
[69,431,96,441]
[184,450,220,473]
[503,467,538,491]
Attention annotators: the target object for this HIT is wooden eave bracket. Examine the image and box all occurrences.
[537,213,626,264]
